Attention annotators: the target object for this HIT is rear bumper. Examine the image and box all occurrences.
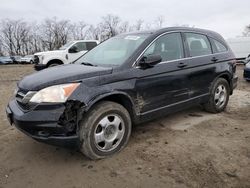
[34,64,47,71]
[244,67,250,80]
[6,100,79,148]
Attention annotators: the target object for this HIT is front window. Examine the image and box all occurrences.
[143,32,184,62]
[74,34,149,67]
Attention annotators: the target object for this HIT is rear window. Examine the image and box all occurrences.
[86,42,98,51]
[74,42,87,51]
[185,33,212,57]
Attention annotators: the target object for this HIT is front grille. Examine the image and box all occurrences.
[15,89,36,111]
[16,90,27,102]
[33,55,39,64]
[16,101,32,111]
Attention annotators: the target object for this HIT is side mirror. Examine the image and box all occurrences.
[68,46,79,53]
[138,54,162,68]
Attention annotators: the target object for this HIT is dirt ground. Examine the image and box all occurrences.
[0,65,249,188]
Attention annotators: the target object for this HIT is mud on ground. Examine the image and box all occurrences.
[0,65,249,188]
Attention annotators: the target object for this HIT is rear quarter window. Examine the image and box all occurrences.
[210,38,228,53]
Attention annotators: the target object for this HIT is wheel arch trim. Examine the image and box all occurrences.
[85,91,137,120]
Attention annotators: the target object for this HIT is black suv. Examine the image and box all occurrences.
[6,27,238,159]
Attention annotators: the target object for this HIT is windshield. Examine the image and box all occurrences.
[59,41,75,50]
[74,34,149,67]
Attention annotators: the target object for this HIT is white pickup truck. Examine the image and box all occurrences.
[34,40,99,70]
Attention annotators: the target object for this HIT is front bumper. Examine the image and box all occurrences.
[6,100,79,148]
[34,64,47,71]
[243,67,250,81]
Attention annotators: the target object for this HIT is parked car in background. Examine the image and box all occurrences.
[227,37,250,62]
[245,56,250,64]
[34,40,99,70]
[21,55,34,64]
[243,61,250,81]
[6,27,238,159]
[0,56,13,64]
[11,56,22,64]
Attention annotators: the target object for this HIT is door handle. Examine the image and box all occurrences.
[177,62,187,68]
[211,57,218,62]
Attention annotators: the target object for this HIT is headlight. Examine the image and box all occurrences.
[30,83,80,103]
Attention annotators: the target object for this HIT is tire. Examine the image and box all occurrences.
[48,63,60,67]
[79,101,132,160]
[203,78,230,113]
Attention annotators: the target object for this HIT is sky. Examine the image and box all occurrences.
[0,0,249,39]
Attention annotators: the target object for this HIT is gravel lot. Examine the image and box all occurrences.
[0,65,249,188]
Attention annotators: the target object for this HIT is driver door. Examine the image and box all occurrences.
[134,32,190,114]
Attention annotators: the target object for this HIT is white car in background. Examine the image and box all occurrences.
[21,55,34,64]
[34,40,99,70]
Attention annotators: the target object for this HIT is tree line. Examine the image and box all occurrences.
[2,14,248,57]
[0,15,165,56]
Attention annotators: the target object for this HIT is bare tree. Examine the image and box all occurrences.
[100,14,121,40]
[85,25,103,40]
[28,23,43,54]
[119,21,129,33]
[131,19,144,31]
[71,21,89,40]
[39,17,72,51]
[243,25,250,37]
[0,19,31,56]
[0,38,4,56]
[154,15,165,29]
[1,19,15,55]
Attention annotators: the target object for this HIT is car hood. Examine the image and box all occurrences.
[18,64,113,91]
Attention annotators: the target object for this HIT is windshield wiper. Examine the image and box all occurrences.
[81,62,96,66]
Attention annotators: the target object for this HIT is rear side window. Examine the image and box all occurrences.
[210,38,227,53]
[185,33,212,57]
[74,42,87,51]
[143,32,184,62]
[86,42,98,51]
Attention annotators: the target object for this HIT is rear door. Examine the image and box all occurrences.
[183,32,216,98]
